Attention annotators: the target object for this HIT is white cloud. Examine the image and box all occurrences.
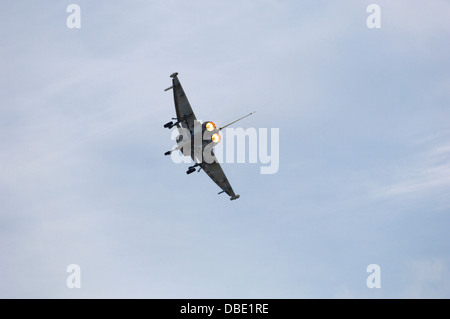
[402,259,449,298]
[1,0,450,298]
[371,135,450,202]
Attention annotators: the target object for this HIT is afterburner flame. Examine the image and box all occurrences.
[205,122,216,132]
[211,133,221,143]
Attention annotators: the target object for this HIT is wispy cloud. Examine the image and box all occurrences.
[1,0,450,298]
[402,258,449,298]
[371,134,450,202]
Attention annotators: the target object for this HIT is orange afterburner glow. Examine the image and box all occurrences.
[205,122,216,132]
[211,133,221,143]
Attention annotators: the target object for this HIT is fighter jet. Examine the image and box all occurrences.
[163,72,254,200]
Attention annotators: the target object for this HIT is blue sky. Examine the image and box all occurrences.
[1,0,449,298]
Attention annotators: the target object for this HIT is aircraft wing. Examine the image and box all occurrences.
[197,150,240,200]
[167,72,240,200]
[170,73,196,133]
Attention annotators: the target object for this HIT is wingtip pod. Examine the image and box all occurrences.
[230,195,240,201]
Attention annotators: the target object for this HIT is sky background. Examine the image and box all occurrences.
[1,0,449,298]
